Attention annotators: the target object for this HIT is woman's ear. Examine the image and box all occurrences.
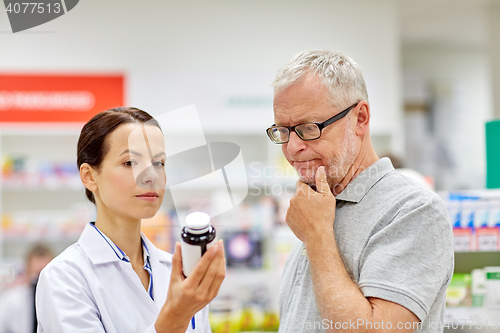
[80,163,98,193]
[355,101,370,136]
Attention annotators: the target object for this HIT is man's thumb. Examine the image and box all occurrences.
[315,166,331,195]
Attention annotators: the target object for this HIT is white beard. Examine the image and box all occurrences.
[299,117,358,189]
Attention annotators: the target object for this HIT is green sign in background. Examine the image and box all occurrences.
[486,271,500,280]
[486,120,500,188]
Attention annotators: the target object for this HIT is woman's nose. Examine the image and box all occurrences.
[136,164,161,188]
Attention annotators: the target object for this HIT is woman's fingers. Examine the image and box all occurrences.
[160,241,226,329]
[206,243,226,299]
[168,239,225,315]
[196,241,224,294]
[184,242,218,288]
[170,242,184,281]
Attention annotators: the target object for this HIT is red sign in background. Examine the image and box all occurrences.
[0,74,124,122]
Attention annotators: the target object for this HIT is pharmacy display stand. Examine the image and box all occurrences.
[441,189,500,332]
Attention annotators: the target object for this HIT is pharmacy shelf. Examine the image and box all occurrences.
[0,129,88,262]
[454,252,500,274]
[2,184,83,191]
[1,235,81,242]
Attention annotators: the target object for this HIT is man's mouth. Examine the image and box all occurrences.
[293,159,320,169]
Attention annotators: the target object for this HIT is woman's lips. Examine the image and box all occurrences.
[136,192,159,201]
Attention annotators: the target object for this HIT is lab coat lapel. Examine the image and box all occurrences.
[141,235,173,309]
[80,223,160,314]
[119,261,160,314]
[79,223,123,264]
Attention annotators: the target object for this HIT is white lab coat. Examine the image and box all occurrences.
[36,223,210,333]
[0,284,34,333]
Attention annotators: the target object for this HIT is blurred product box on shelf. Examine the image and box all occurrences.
[471,268,487,307]
[446,273,471,307]
[216,198,276,232]
[445,267,500,325]
[446,267,500,308]
[209,291,279,333]
[1,155,81,190]
[224,231,263,268]
[484,267,500,307]
[440,191,500,252]
[1,204,91,240]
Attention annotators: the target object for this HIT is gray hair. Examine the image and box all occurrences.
[272,50,369,110]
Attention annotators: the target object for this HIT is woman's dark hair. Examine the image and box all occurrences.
[77,107,161,204]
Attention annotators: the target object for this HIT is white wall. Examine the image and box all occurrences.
[402,45,493,190]
[0,0,402,152]
[487,1,500,119]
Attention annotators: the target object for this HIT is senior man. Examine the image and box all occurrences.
[267,50,454,333]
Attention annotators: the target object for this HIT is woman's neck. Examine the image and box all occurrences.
[94,211,143,265]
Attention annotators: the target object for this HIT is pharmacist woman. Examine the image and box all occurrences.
[35,107,225,333]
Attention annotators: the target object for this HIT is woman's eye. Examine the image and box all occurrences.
[124,161,137,167]
[153,161,165,168]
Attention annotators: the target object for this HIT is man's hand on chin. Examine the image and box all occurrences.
[286,166,336,243]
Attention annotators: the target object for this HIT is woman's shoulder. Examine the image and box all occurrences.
[40,242,90,278]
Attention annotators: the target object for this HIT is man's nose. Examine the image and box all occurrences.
[286,131,307,154]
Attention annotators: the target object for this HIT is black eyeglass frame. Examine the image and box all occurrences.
[266,102,359,144]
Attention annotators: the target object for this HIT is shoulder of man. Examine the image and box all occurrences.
[370,169,452,233]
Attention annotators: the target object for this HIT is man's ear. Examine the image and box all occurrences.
[80,163,98,193]
[354,101,370,136]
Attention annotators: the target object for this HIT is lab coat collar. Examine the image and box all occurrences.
[140,232,172,267]
[78,222,172,266]
[79,222,121,265]
[142,235,173,307]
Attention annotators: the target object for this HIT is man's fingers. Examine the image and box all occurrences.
[295,179,312,196]
[314,166,331,195]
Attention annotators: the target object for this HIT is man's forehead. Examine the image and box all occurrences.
[273,98,335,125]
[274,108,323,125]
[273,74,335,125]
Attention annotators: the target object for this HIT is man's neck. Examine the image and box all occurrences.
[333,142,379,196]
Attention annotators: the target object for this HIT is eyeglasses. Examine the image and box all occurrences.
[266,103,358,144]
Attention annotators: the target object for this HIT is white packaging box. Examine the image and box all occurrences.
[484,266,500,307]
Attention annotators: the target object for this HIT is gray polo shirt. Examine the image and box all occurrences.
[278,158,454,333]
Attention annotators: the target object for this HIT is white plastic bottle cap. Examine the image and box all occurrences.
[185,212,211,234]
